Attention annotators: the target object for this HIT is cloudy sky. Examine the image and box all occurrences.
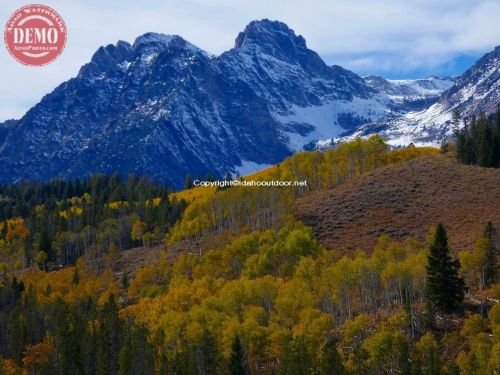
[1,0,499,121]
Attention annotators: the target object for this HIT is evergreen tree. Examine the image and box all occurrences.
[477,116,494,167]
[194,330,219,375]
[229,335,249,375]
[319,339,346,375]
[119,325,154,375]
[452,110,461,132]
[37,229,52,262]
[72,267,80,285]
[184,175,194,190]
[281,337,313,375]
[96,295,123,375]
[425,223,465,314]
[482,222,497,288]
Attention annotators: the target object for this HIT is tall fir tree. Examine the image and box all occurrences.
[482,222,498,288]
[425,223,465,314]
[229,335,249,375]
[184,175,194,190]
[281,337,313,375]
[318,339,347,375]
[194,329,219,375]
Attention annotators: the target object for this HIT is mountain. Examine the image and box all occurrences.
[0,20,498,185]
[346,47,500,146]
[0,20,391,187]
[0,31,290,186]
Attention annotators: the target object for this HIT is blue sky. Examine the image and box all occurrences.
[328,52,482,80]
[0,0,499,121]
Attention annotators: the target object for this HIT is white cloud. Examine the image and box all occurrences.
[0,0,498,121]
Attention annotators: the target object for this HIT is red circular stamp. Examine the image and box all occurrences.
[4,4,67,67]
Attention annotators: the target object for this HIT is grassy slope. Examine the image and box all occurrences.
[296,154,500,253]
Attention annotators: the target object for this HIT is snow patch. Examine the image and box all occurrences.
[274,97,390,150]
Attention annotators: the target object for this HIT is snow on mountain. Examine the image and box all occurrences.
[216,20,385,149]
[0,19,389,186]
[364,75,456,111]
[0,19,497,186]
[329,47,499,148]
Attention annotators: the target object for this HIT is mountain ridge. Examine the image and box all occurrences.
[343,45,500,146]
[0,19,498,186]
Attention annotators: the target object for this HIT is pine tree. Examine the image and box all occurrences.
[281,337,313,375]
[184,175,194,190]
[477,116,494,167]
[455,112,500,168]
[482,222,497,288]
[195,330,219,375]
[72,267,80,285]
[229,335,249,375]
[38,229,52,261]
[319,339,346,375]
[425,223,465,314]
[494,106,500,167]
[96,295,123,375]
[452,110,461,133]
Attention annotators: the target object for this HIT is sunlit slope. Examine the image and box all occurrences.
[297,154,500,253]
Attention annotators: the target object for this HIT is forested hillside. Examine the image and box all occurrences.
[0,174,186,272]
[0,137,499,374]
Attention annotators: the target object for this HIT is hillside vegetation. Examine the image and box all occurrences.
[297,154,500,253]
[167,136,437,255]
[0,174,186,272]
[0,136,499,375]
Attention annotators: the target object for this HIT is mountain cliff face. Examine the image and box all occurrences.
[0,19,498,185]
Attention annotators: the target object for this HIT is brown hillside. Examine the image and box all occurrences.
[296,154,500,253]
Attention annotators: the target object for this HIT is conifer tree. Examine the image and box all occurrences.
[482,222,497,288]
[184,174,194,190]
[425,223,465,314]
[319,339,346,375]
[229,335,249,375]
[37,229,52,262]
[281,337,313,375]
[195,330,219,375]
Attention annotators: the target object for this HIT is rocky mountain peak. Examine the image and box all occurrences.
[234,19,306,50]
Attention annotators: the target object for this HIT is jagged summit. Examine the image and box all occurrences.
[133,33,176,49]
[88,41,133,66]
[440,45,500,115]
[232,19,330,76]
[132,33,204,55]
[234,19,307,50]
